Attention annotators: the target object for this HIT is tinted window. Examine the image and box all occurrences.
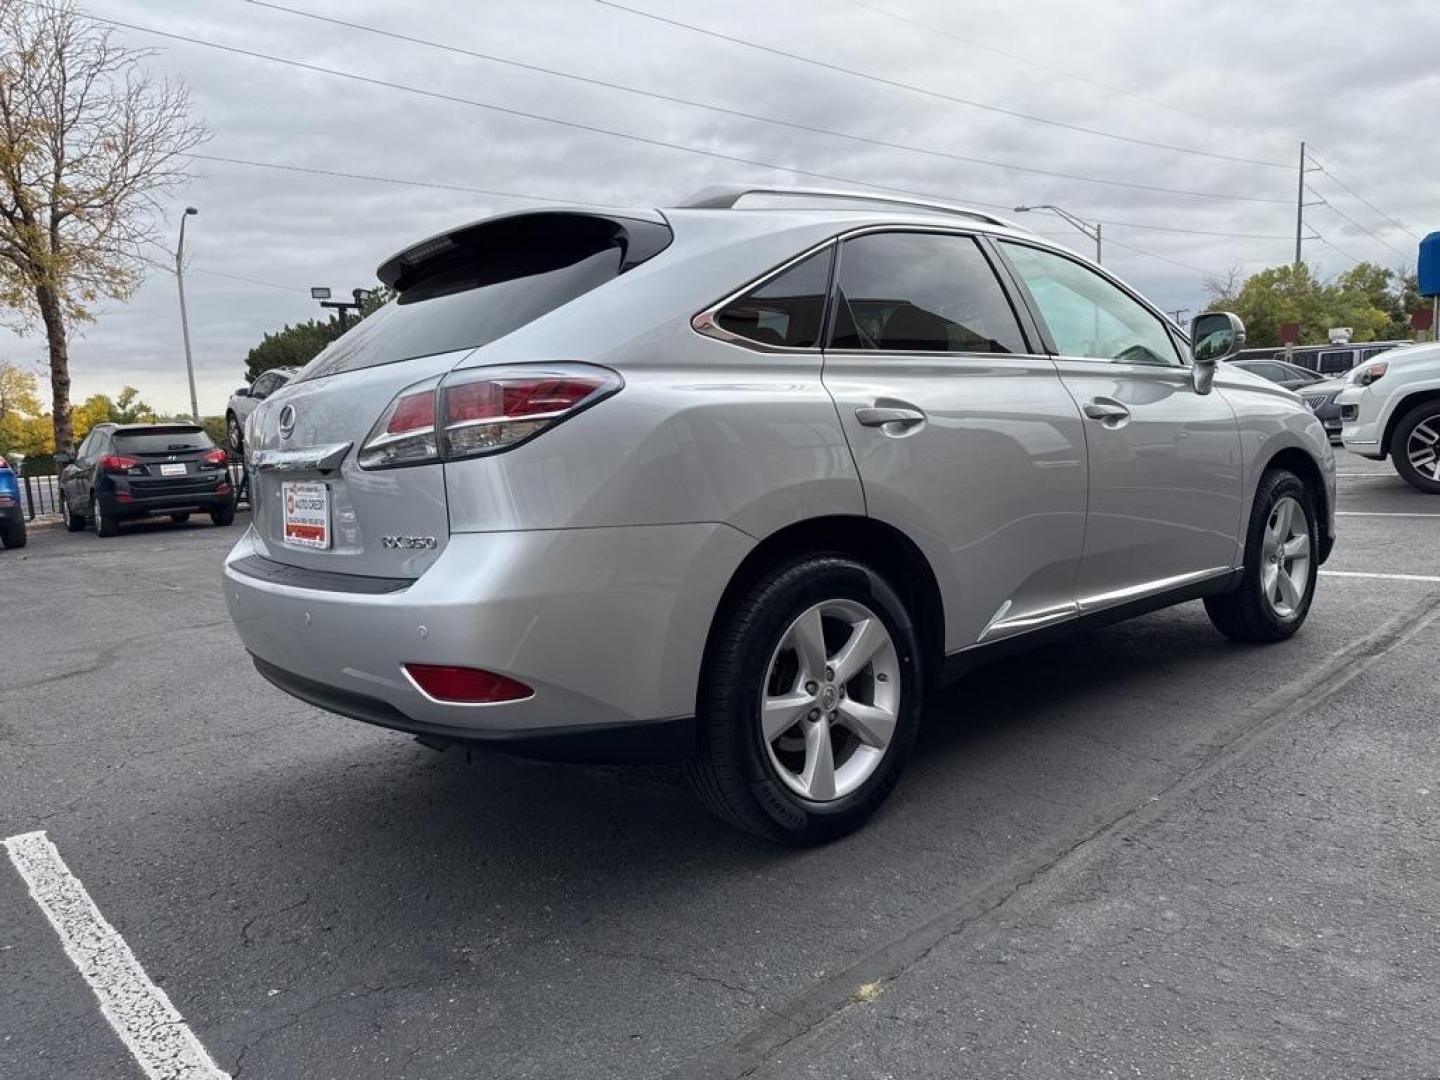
[715,248,832,348]
[1318,349,1355,374]
[112,428,214,453]
[829,232,1025,353]
[297,216,652,383]
[1001,243,1181,366]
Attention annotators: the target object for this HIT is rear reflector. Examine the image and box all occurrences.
[404,663,533,704]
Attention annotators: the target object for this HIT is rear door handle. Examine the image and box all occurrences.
[856,405,926,428]
[1082,398,1131,423]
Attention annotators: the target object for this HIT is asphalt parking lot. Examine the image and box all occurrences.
[2,453,1438,1080]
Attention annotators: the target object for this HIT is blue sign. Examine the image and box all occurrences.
[1420,232,1440,297]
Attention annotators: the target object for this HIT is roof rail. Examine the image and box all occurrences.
[678,185,1021,230]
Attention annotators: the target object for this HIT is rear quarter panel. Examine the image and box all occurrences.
[443,214,867,536]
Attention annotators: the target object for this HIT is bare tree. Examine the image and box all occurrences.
[0,0,205,451]
[1202,265,1243,311]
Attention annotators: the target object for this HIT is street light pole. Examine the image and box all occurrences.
[1014,204,1102,265]
[175,206,200,423]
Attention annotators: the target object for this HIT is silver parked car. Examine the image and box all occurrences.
[223,187,1336,843]
[226,367,297,452]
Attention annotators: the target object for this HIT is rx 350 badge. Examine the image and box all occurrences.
[382,535,437,550]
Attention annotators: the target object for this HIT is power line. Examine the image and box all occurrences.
[191,149,1318,254]
[1311,193,1414,262]
[593,0,1293,171]
[240,0,1287,206]
[841,0,1296,146]
[66,8,1118,211]
[1307,154,1419,241]
[140,242,304,292]
[188,151,628,207]
[1100,236,1214,276]
[1309,231,1365,266]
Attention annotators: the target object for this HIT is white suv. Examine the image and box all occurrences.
[1338,341,1440,492]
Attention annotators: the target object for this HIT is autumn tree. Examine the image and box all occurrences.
[0,0,205,453]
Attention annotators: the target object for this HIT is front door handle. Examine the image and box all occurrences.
[1082,398,1131,423]
[856,405,926,428]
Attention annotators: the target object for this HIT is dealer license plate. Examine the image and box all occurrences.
[159,463,187,477]
[282,480,330,549]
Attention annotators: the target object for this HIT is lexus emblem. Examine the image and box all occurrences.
[278,403,296,439]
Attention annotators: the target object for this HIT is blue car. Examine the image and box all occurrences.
[0,455,25,549]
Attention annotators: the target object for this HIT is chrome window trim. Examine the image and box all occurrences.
[692,223,1037,357]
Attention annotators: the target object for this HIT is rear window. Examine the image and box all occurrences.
[113,428,213,453]
[715,248,833,348]
[1318,349,1355,374]
[297,214,664,383]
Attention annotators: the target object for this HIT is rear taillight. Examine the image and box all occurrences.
[0,456,8,470]
[202,448,227,466]
[358,365,621,470]
[357,377,440,470]
[403,663,533,703]
[99,455,142,475]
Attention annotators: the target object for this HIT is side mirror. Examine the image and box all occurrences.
[54,452,72,467]
[1189,311,1246,395]
[233,386,250,398]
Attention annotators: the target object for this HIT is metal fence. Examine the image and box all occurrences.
[16,461,250,521]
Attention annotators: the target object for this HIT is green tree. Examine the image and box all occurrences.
[242,286,391,382]
[243,318,343,383]
[1206,260,1411,347]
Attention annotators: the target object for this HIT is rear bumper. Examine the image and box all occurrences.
[222,522,753,756]
[104,487,233,517]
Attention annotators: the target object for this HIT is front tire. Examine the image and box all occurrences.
[686,555,923,844]
[227,412,244,454]
[66,503,86,532]
[1389,401,1440,494]
[1204,469,1318,642]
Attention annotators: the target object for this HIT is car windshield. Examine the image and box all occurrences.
[112,428,214,453]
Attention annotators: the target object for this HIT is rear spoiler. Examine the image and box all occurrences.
[376,209,673,294]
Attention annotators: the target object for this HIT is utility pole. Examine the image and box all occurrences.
[1294,141,1306,267]
[175,206,200,423]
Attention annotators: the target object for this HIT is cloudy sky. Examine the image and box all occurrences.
[10,0,1437,415]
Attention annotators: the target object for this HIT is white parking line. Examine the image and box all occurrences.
[1320,570,1440,583]
[3,831,231,1080]
[1337,511,1440,518]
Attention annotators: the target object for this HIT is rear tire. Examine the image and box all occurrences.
[1204,469,1317,642]
[91,494,118,538]
[685,555,923,844]
[0,518,24,549]
[211,502,236,527]
[1388,401,1440,494]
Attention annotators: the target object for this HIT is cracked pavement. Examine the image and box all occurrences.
[2,459,1438,1079]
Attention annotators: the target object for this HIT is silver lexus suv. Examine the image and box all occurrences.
[223,187,1336,843]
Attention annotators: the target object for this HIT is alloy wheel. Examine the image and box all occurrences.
[1405,413,1440,480]
[1260,495,1311,618]
[760,599,900,802]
